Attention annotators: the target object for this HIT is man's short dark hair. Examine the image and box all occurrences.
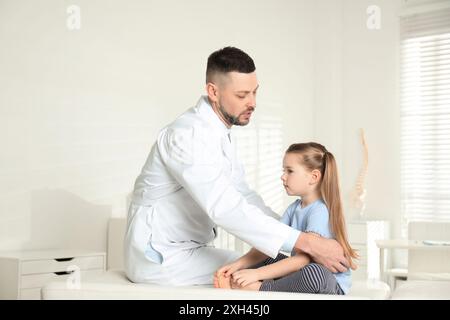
[206,46,256,83]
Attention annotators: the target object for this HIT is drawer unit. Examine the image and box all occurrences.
[21,269,105,289]
[0,250,106,300]
[21,256,104,275]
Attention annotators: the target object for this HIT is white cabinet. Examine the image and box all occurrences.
[347,220,389,280]
[0,249,106,300]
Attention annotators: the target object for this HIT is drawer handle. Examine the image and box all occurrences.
[54,271,74,275]
[54,257,74,262]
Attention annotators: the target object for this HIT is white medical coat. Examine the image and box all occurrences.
[124,96,294,285]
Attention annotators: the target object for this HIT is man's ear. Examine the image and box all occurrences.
[310,169,322,185]
[206,82,219,103]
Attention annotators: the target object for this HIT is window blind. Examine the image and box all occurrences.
[400,7,450,225]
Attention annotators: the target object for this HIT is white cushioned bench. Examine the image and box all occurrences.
[42,269,390,300]
[41,218,390,300]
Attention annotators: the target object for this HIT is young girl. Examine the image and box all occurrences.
[214,142,358,295]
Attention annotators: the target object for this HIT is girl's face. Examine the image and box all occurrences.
[281,153,320,196]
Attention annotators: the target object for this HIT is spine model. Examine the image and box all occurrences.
[351,128,369,218]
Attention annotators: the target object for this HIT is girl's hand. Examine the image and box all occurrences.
[232,269,261,287]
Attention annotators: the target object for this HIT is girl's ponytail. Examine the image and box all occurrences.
[321,151,358,261]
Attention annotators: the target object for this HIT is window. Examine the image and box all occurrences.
[400,6,450,228]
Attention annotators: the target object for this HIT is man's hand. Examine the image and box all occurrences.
[294,232,357,273]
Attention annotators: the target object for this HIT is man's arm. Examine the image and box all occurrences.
[158,127,292,258]
[234,164,279,219]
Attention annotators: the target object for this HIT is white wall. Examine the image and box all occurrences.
[314,0,402,228]
[1,0,409,260]
[342,0,401,230]
[0,0,315,251]
[313,0,419,268]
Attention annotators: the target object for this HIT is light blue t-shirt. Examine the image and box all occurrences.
[280,198,351,294]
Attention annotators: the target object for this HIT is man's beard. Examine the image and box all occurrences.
[218,102,251,126]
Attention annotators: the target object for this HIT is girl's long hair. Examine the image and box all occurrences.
[286,142,358,262]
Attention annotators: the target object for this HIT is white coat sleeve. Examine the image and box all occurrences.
[158,126,293,258]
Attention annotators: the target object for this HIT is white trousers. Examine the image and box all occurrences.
[128,246,241,286]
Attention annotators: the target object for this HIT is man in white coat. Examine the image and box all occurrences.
[124,47,352,286]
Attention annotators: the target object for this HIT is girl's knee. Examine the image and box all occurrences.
[299,263,326,293]
[302,263,323,273]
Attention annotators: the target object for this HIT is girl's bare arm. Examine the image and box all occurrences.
[253,253,311,281]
